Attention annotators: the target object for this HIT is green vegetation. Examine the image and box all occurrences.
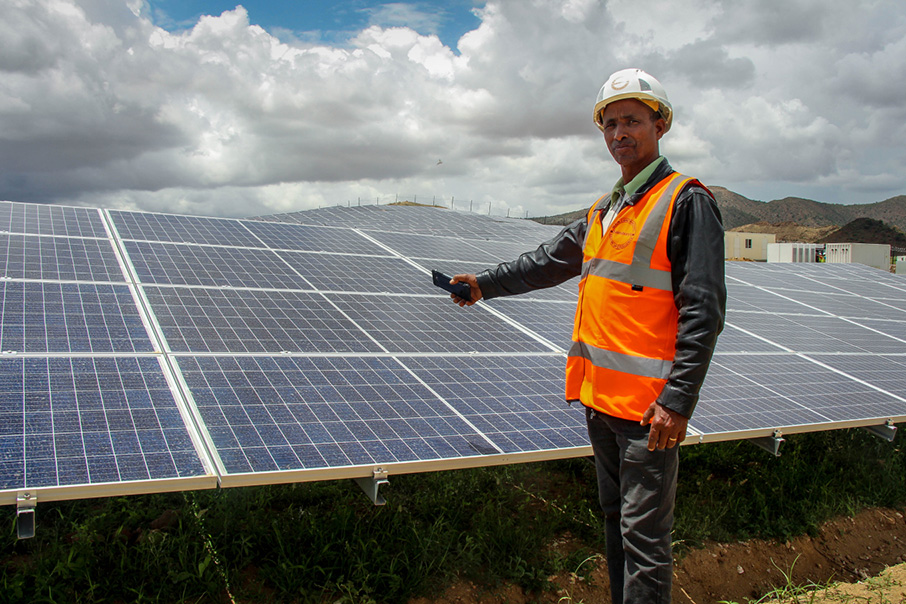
[2,426,904,603]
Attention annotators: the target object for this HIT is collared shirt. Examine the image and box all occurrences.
[601,156,666,233]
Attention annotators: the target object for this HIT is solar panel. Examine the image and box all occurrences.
[326,294,557,354]
[484,299,576,350]
[726,311,891,354]
[242,220,390,255]
[278,252,436,295]
[0,282,153,353]
[401,355,588,454]
[251,204,562,240]
[691,354,906,438]
[0,234,125,282]
[365,230,502,263]
[144,286,382,353]
[123,241,312,289]
[110,210,264,247]
[847,318,906,344]
[0,201,107,238]
[2,199,906,520]
[711,323,788,354]
[177,355,501,482]
[0,356,214,502]
[811,354,906,398]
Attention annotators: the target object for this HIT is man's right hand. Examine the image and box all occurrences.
[450,274,482,307]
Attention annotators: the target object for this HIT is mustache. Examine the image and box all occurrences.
[611,140,635,151]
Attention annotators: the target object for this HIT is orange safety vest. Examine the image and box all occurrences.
[565,171,696,420]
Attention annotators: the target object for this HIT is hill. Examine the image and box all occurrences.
[728,221,838,243]
[532,188,906,233]
[818,217,906,249]
[709,188,906,232]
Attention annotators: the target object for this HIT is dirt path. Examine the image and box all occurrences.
[410,507,906,604]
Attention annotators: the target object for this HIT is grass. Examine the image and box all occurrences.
[1,425,904,603]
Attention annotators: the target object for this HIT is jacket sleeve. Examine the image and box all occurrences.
[657,184,727,418]
[475,216,587,299]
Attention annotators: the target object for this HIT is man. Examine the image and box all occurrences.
[447,68,726,603]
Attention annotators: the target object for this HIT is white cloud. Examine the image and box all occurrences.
[0,0,904,220]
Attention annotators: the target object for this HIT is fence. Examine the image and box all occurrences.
[331,195,531,218]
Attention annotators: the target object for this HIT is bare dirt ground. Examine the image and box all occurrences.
[409,507,906,604]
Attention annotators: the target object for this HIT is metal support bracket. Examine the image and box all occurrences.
[354,467,389,506]
[864,420,897,442]
[749,430,784,457]
[16,492,37,540]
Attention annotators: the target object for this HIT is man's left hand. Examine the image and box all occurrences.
[640,402,688,451]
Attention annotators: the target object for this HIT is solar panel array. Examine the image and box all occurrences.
[2,199,905,512]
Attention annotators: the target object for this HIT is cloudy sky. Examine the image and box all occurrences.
[2,0,905,219]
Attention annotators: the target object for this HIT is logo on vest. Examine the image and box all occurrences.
[606,217,637,250]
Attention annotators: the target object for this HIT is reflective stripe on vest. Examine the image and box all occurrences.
[566,171,695,419]
[568,340,672,380]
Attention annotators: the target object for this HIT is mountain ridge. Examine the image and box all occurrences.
[533,188,906,236]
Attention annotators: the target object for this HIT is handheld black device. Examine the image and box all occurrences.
[432,270,471,301]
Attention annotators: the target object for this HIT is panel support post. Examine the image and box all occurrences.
[16,492,36,540]
[355,467,389,506]
[864,420,897,442]
[749,430,784,456]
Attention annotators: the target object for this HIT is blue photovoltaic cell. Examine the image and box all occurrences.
[144,286,382,353]
[875,292,906,314]
[484,299,576,351]
[0,201,107,238]
[110,211,264,247]
[762,288,906,321]
[177,355,495,476]
[0,234,125,282]
[278,251,437,295]
[455,238,547,264]
[0,282,152,353]
[847,318,906,346]
[124,241,312,289]
[790,316,906,354]
[691,355,832,436]
[725,283,818,314]
[366,230,501,263]
[401,355,588,454]
[818,277,906,299]
[253,204,562,240]
[809,354,906,400]
[725,311,868,353]
[242,220,390,256]
[327,294,554,354]
[0,356,207,491]
[692,354,906,436]
[712,323,787,354]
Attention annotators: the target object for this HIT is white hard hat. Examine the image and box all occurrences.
[593,68,673,133]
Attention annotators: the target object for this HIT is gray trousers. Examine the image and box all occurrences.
[586,406,678,604]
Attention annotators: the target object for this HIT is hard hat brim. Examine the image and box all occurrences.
[593,92,673,133]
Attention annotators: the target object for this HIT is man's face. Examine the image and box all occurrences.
[599,98,666,179]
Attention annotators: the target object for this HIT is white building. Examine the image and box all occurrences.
[824,243,891,271]
[725,232,775,261]
[767,242,822,264]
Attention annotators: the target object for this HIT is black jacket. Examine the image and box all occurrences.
[475,159,727,418]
